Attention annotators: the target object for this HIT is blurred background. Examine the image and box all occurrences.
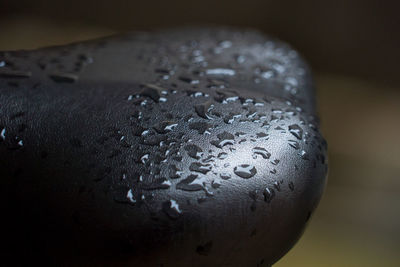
[1,0,399,266]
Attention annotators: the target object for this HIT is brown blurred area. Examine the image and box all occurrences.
[1,0,399,266]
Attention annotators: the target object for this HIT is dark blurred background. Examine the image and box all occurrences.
[1,0,399,265]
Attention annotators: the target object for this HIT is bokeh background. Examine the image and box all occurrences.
[1,0,399,266]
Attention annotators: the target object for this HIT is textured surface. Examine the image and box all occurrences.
[0,28,327,266]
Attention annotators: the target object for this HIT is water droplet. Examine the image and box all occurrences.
[211,180,221,189]
[300,150,309,160]
[288,140,300,150]
[256,132,267,138]
[235,132,246,137]
[141,129,150,136]
[169,164,183,179]
[273,181,281,191]
[142,177,172,190]
[189,162,212,174]
[140,83,165,102]
[289,124,303,140]
[176,174,205,191]
[220,173,231,180]
[179,76,199,84]
[140,154,149,164]
[285,77,298,87]
[219,40,232,48]
[217,152,228,159]
[184,144,203,159]
[211,131,235,148]
[126,189,137,204]
[272,109,283,114]
[234,164,257,179]
[261,71,274,79]
[206,68,236,76]
[223,113,241,124]
[170,199,182,213]
[141,134,167,146]
[189,121,211,134]
[153,121,178,134]
[0,128,5,140]
[202,155,215,163]
[271,159,280,165]
[222,96,239,104]
[263,187,275,203]
[140,99,148,106]
[252,147,271,159]
[235,54,246,64]
[195,100,214,119]
[162,199,182,219]
[207,78,228,88]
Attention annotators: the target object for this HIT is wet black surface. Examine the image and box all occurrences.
[0,28,327,266]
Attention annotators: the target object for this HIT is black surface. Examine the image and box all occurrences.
[0,28,327,266]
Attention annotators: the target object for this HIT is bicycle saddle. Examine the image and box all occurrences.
[0,27,328,266]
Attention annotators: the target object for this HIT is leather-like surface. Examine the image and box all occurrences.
[0,28,327,266]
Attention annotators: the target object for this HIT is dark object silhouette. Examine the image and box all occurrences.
[0,27,327,266]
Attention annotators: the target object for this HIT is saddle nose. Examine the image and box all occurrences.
[0,27,327,266]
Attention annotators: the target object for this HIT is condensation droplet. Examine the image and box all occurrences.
[189,162,212,174]
[153,121,178,134]
[211,131,235,148]
[140,83,165,102]
[0,128,5,140]
[289,124,303,140]
[176,174,205,191]
[217,152,228,159]
[300,150,309,160]
[162,199,182,219]
[263,187,275,203]
[141,154,149,164]
[195,100,214,119]
[206,68,236,76]
[220,173,231,180]
[185,144,203,159]
[126,189,136,204]
[252,147,271,159]
[273,181,281,191]
[234,164,257,179]
[189,121,211,134]
[288,140,300,150]
[211,180,221,189]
